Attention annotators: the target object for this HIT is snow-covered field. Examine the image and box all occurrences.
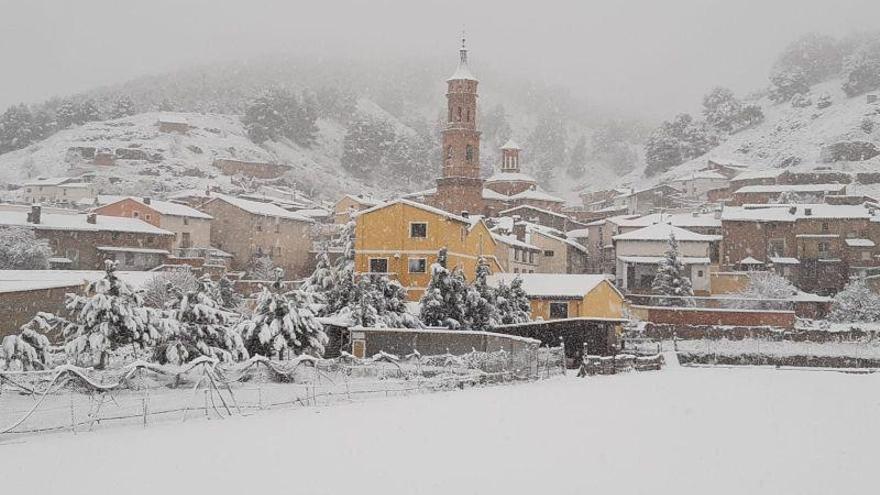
[2,367,877,495]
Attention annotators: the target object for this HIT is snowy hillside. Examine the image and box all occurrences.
[619,79,880,194]
[0,107,420,202]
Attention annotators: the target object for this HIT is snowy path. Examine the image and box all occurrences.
[2,368,878,495]
[663,350,681,368]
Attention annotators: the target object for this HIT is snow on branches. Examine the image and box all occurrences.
[651,233,694,306]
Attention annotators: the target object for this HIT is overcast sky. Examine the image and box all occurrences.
[1,0,878,118]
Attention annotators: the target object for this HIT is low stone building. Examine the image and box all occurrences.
[93,196,213,249]
[729,183,847,206]
[198,195,314,278]
[0,206,174,270]
[499,204,584,232]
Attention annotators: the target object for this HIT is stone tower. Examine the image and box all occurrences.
[433,37,485,216]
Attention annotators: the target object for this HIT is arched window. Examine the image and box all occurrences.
[466,109,471,122]
[466,144,473,163]
[457,107,462,122]
[446,145,453,162]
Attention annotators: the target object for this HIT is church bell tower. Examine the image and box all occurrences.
[433,36,485,216]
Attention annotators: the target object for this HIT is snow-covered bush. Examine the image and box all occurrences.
[828,277,880,323]
[236,270,328,359]
[419,249,468,329]
[651,234,694,306]
[790,92,812,108]
[62,261,167,368]
[463,257,499,331]
[248,255,276,281]
[142,269,199,308]
[0,226,52,270]
[0,313,55,371]
[842,37,880,97]
[153,276,247,365]
[738,272,798,300]
[335,274,421,329]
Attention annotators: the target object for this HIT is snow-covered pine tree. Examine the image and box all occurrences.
[55,99,80,128]
[419,250,468,329]
[651,233,694,307]
[828,276,880,323]
[325,219,357,314]
[336,274,421,328]
[495,276,532,324]
[237,269,328,359]
[0,226,52,269]
[242,92,286,144]
[109,96,137,119]
[154,276,247,365]
[77,98,101,123]
[0,312,55,371]
[463,256,499,331]
[248,255,276,280]
[62,261,166,368]
[218,273,243,311]
[302,242,334,295]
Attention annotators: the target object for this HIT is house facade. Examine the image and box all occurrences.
[487,273,626,320]
[354,199,502,300]
[22,177,96,205]
[94,197,213,249]
[198,195,314,278]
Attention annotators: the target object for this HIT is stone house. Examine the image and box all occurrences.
[198,195,314,278]
[514,222,589,274]
[499,204,585,232]
[492,233,540,274]
[668,170,730,200]
[721,204,879,294]
[487,273,626,320]
[21,176,96,205]
[93,197,213,250]
[584,214,641,274]
[613,223,720,295]
[334,194,382,224]
[0,206,174,270]
[729,183,846,206]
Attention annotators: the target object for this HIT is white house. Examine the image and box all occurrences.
[612,223,720,295]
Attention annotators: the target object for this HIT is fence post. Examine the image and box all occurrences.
[142,391,149,428]
[69,391,76,434]
[204,389,210,419]
[258,384,263,410]
[560,337,566,376]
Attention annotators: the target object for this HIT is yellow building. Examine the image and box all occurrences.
[487,273,626,320]
[355,199,502,300]
[334,194,381,224]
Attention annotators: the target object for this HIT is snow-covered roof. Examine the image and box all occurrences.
[768,256,800,265]
[618,212,721,229]
[618,255,710,265]
[96,246,170,255]
[98,196,213,219]
[845,238,875,247]
[356,198,475,226]
[509,188,565,203]
[492,233,539,251]
[295,208,332,218]
[401,188,436,199]
[22,176,79,187]
[482,188,509,201]
[566,228,590,239]
[447,45,477,82]
[486,273,619,299]
[499,203,569,219]
[0,270,156,294]
[731,168,783,182]
[739,256,764,265]
[613,223,720,243]
[484,171,537,184]
[500,139,521,150]
[340,194,381,207]
[734,183,846,194]
[156,113,189,125]
[0,210,174,235]
[206,195,313,222]
[671,170,728,182]
[721,204,872,222]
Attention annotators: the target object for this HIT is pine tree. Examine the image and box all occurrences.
[302,243,334,294]
[218,274,243,311]
[463,256,498,331]
[0,104,36,153]
[495,276,532,325]
[55,99,80,128]
[62,261,166,368]
[829,277,880,322]
[109,96,137,119]
[651,233,694,306]
[237,269,328,359]
[325,219,357,314]
[242,91,285,143]
[419,249,468,329]
[566,135,588,179]
[248,256,276,280]
[78,98,101,123]
[154,276,247,365]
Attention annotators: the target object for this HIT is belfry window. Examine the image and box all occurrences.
[458,107,462,121]
[466,145,473,163]
[446,146,453,162]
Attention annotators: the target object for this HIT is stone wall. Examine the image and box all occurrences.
[633,305,796,329]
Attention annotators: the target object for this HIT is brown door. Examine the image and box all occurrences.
[352,340,366,359]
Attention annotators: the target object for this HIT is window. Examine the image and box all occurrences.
[256,223,262,232]
[457,106,462,121]
[513,268,519,273]
[133,212,140,219]
[465,144,474,163]
[275,246,282,256]
[446,146,453,162]
[544,250,555,257]
[369,258,388,273]
[183,217,189,226]
[529,252,535,264]
[818,241,830,258]
[410,222,427,238]
[549,302,569,320]
[822,222,829,232]
[274,221,280,234]
[697,270,704,277]
[408,258,427,273]
[180,232,191,248]
[768,239,785,256]
[145,214,152,221]
[514,248,520,261]
[862,250,872,261]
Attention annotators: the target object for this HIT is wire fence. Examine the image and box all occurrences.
[0,346,566,439]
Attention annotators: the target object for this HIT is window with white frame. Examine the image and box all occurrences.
[410,222,427,238]
[369,258,388,273]
[408,258,427,273]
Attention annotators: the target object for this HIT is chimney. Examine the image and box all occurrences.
[86,213,97,224]
[27,205,41,224]
[143,197,151,205]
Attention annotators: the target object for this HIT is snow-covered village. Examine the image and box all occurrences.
[2,2,880,493]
